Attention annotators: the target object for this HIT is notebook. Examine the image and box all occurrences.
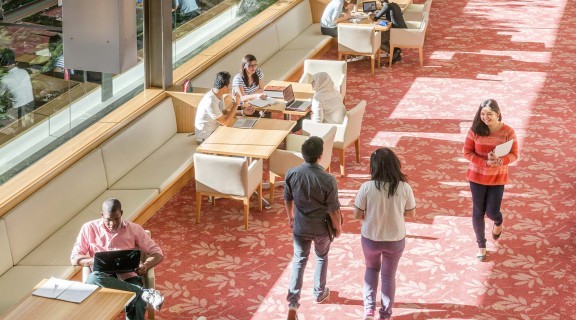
[233,118,258,129]
[283,85,311,111]
[362,1,377,13]
[93,249,141,274]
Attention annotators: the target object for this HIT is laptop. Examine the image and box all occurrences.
[283,85,311,111]
[93,249,141,274]
[233,118,258,129]
[362,1,377,13]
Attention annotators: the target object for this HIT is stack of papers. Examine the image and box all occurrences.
[33,277,99,303]
[249,97,277,108]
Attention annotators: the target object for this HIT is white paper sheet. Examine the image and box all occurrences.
[32,277,99,303]
[32,277,73,299]
[494,139,514,157]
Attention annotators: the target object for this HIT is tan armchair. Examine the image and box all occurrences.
[194,153,263,230]
[299,59,347,97]
[302,100,367,177]
[337,24,381,75]
[389,13,429,67]
[268,126,337,204]
[402,0,432,22]
[82,230,156,320]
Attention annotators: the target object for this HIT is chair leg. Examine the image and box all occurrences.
[148,307,155,320]
[338,52,342,61]
[243,198,250,230]
[389,45,395,67]
[339,148,345,177]
[196,192,202,224]
[355,139,361,162]
[419,47,423,66]
[258,183,263,211]
[377,49,381,68]
[269,173,276,204]
[370,56,375,75]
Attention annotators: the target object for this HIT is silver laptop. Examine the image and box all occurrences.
[362,1,377,13]
[283,85,311,111]
[233,118,258,129]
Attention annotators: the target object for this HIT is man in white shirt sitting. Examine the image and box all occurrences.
[320,0,357,37]
[194,71,240,143]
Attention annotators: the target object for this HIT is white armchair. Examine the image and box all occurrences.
[302,100,367,177]
[194,153,263,230]
[299,59,347,98]
[402,0,432,22]
[337,24,381,75]
[268,126,337,204]
[82,230,157,320]
[389,13,429,67]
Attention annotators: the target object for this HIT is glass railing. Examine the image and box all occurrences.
[0,0,278,185]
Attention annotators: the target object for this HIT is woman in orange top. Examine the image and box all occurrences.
[463,99,519,261]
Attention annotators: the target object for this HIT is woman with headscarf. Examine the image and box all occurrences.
[293,72,346,132]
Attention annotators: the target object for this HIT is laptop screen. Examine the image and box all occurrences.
[363,1,377,12]
[282,84,295,104]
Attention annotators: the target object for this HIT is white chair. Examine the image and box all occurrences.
[299,59,347,97]
[302,100,367,177]
[402,0,432,22]
[194,153,263,230]
[389,13,429,67]
[337,24,381,75]
[268,126,337,204]
[82,230,157,320]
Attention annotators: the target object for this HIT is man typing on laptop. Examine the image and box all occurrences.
[71,198,165,320]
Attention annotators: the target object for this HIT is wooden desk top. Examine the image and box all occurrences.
[196,118,295,159]
[341,16,392,32]
[1,279,135,320]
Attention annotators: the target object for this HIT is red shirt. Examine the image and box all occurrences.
[71,219,163,280]
[463,124,519,185]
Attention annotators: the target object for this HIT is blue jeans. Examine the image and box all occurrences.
[469,181,504,248]
[361,236,405,319]
[286,234,331,307]
[87,271,146,320]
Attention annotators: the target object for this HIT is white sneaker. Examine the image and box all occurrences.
[141,289,164,311]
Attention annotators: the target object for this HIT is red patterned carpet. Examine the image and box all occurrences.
[142,0,576,319]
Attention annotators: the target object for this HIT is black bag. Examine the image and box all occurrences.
[325,218,336,242]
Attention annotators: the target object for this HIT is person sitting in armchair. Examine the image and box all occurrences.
[70,198,165,320]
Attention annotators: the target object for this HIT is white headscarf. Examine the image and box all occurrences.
[312,72,336,93]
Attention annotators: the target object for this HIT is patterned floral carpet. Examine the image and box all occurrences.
[142,0,576,319]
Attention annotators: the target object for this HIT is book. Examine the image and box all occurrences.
[249,97,277,108]
[33,277,99,303]
[263,85,286,99]
[494,139,514,157]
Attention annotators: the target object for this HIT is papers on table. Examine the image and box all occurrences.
[494,139,514,157]
[249,97,277,108]
[33,277,99,303]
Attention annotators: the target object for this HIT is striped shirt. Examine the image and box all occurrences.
[232,68,264,97]
[463,124,518,185]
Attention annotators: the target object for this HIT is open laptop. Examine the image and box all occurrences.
[93,249,141,274]
[233,118,258,129]
[362,1,377,13]
[283,85,311,111]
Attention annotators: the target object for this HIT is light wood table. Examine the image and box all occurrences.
[341,15,392,32]
[196,118,296,159]
[1,279,135,320]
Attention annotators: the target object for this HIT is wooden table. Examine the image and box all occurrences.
[196,118,295,159]
[257,81,314,119]
[1,279,135,320]
[342,15,392,32]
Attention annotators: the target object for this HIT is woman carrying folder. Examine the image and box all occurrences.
[463,99,519,261]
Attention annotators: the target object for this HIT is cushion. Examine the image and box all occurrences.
[101,98,177,187]
[0,266,75,315]
[0,220,12,276]
[282,24,332,51]
[4,148,107,264]
[17,189,158,266]
[260,49,313,82]
[110,133,197,191]
[274,0,313,48]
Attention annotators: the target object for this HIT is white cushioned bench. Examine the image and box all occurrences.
[191,0,331,87]
[0,96,198,314]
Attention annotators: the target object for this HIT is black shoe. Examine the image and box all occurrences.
[392,55,402,64]
[392,49,402,63]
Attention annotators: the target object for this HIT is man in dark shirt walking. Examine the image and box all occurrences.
[284,136,342,320]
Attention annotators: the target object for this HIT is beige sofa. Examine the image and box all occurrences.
[191,0,332,87]
[0,95,198,315]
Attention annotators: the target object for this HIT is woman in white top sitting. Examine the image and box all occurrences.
[354,147,416,320]
[293,72,346,132]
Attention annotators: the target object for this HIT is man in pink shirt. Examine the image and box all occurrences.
[71,198,165,320]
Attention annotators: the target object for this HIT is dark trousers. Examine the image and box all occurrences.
[321,26,338,37]
[469,181,504,248]
[87,271,146,320]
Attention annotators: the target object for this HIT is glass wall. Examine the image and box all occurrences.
[0,0,278,185]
